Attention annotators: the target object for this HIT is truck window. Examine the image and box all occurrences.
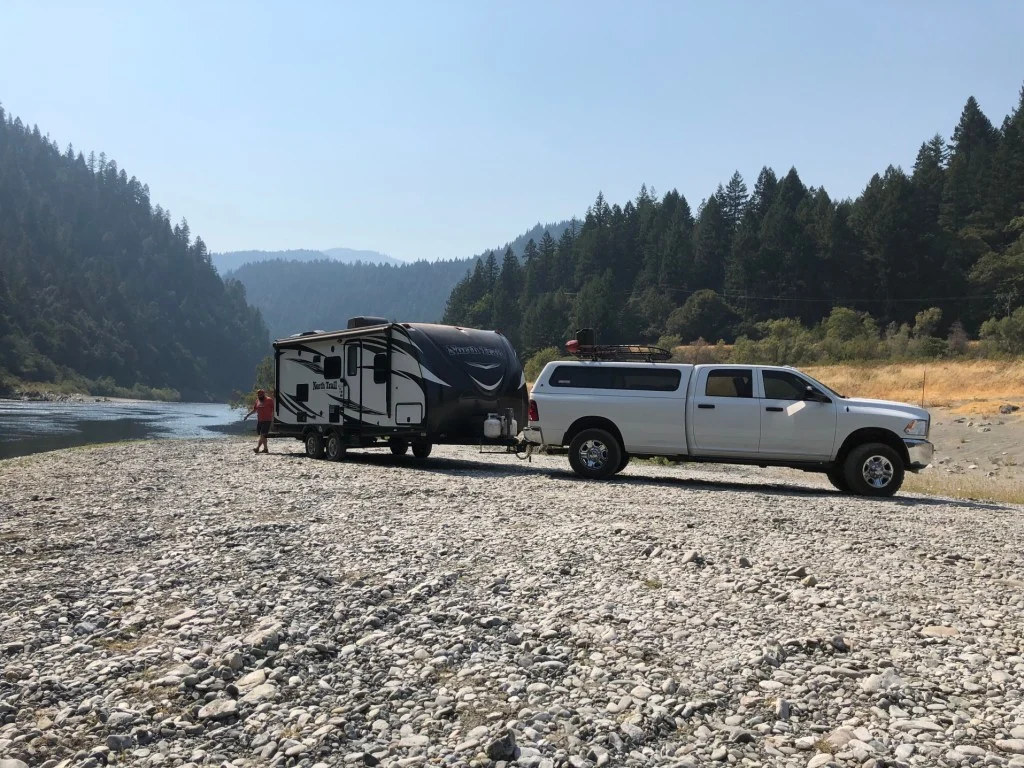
[762,370,808,400]
[324,356,342,380]
[705,369,753,398]
[549,366,680,391]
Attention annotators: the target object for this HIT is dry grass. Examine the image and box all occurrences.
[903,473,1024,505]
[803,360,1024,412]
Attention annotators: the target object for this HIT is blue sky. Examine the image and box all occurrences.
[2,1,1023,262]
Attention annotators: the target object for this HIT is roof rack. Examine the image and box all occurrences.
[565,340,672,362]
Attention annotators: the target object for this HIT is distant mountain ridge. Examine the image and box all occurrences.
[225,221,575,341]
[211,247,402,273]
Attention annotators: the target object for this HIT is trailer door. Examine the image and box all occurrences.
[360,341,390,426]
[344,342,362,424]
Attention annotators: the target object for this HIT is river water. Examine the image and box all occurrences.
[0,400,251,460]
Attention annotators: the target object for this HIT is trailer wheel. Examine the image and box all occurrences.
[568,428,621,480]
[325,431,346,461]
[389,438,409,456]
[843,442,904,497]
[411,441,432,459]
[304,431,324,460]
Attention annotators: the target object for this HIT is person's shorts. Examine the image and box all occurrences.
[257,421,271,436]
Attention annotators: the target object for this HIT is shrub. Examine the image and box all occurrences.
[979,308,1024,354]
[946,321,969,355]
[525,346,567,382]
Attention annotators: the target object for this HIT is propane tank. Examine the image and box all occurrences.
[483,414,503,439]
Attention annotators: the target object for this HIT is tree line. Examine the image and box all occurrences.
[0,104,269,400]
[442,87,1024,359]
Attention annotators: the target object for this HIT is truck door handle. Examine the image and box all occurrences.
[698,403,715,410]
[765,406,784,412]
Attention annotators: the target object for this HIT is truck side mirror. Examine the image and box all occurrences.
[804,385,829,403]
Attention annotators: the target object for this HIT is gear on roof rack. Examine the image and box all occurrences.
[565,328,672,362]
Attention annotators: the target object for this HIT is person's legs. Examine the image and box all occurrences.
[256,421,270,453]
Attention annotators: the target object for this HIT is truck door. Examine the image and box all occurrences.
[690,368,760,455]
[757,369,837,459]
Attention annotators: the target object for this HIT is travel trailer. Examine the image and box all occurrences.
[271,317,528,460]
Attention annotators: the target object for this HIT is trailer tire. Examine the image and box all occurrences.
[411,441,432,459]
[304,431,324,460]
[843,442,904,497]
[568,428,621,480]
[325,431,346,461]
[389,439,409,456]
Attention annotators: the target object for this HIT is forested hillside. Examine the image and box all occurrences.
[443,89,1024,357]
[0,105,269,400]
[212,247,401,274]
[228,257,475,340]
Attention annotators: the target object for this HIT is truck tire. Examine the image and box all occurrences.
[412,441,432,459]
[843,442,904,497]
[568,428,622,480]
[389,438,409,456]
[325,431,346,461]
[615,453,631,474]
[826,468,850,493]
[304,431,324,460]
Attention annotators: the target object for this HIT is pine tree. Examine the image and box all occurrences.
[720,171,749,231]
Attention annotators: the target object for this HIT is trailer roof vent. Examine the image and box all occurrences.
[347,316,389,329]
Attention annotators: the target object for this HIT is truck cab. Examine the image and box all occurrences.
[525,349,933,497]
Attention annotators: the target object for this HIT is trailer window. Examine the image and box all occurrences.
[295,383,309,403]
[705,369,753,398]
[324,355,342,380]
[373,353,388,384]
[548,366,680,391]
[346,345,359,377]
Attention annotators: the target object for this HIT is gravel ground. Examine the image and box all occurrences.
[1,439,1023,768]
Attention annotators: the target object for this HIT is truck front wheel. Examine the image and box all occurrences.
[844,442,904,497]
[568,428,622,480]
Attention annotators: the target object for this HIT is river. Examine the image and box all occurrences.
[0,400,252,460]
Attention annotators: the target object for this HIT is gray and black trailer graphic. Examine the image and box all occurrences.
[271,317,528,460]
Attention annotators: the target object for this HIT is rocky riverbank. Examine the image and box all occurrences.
[1,440,1023,768]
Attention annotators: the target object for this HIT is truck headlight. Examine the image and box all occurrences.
[904,419,928,437]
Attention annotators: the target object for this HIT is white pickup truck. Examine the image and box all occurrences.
[523,360,933,496]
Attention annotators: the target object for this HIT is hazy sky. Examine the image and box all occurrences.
[2,1,1023,262]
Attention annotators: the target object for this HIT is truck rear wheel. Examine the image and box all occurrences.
[389,438,409,456]
[325,431,346,461]
[412,441,432,459]
[826,467,850,493]
[844,442,904,497]
[304,432,324,460]
[615,453,631,474]
[568,428,621,480]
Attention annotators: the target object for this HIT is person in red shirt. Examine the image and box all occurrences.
[244,389,275,454]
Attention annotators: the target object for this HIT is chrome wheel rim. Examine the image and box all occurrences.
[862,455,894,488]
[328,437,339,456]
[306,436,318,454]
[579,439,609,470]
